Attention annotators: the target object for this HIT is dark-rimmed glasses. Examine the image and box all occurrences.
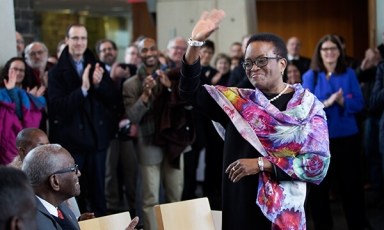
[242,57,280,70]
[320,47,338,52]
[51,164,79,176]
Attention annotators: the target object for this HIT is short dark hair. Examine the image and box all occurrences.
[201,39,215,53]
[95,39,117,54]
[246,33,288,60]
[0,166,36,229]
[65,24,86,38]
[16,128,47,151]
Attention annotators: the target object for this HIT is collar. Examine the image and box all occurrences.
[71,57,84,65]
[36,195,58,217]
[105,64,112,73]
[287,54,299,60]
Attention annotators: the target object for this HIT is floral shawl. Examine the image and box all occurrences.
[203,83,330,230]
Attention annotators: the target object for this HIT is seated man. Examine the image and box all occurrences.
[0,166,37,230]
[8,128,49,168]
[22,144,82,230]
[21,144,139,230]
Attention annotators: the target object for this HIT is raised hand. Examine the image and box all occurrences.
[191,9,226,41]
[81,64,91,91]
[186,9,225,64]
[4,68,17,90]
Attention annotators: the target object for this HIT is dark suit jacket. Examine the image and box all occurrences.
[48,47,119,153]
[35,197,80,230]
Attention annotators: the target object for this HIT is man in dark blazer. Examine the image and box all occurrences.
[48,24,119,216]
[286,36,311,75]
[22,144,81,230]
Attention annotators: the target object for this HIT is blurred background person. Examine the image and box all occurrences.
[16,31,25,58]
[286,36,311,75]
[286,61,302,84]
[124,44,141,66]
[0,166,37,230]
[24,41,54,89]
[0,57,46,166]
[227,34,253,88]
[212,53,231,86]
[302,34,366,230]
[228,41,242,71]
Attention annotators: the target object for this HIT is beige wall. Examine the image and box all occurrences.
[0,1,17,67]
[156,0,257,53]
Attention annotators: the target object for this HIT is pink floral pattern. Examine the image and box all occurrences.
[204,83,330,230]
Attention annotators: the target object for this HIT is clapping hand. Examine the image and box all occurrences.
[326,88,344,107]
[81,64,91,91]
[27,85,46,97]
[92,63,104,87]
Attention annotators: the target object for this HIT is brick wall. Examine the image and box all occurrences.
[14,0,35,44]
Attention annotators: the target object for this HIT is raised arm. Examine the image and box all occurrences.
[185,9,225,64]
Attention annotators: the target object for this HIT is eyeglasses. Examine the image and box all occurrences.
[51,164,79,176]
[171,46,186,51]
[29,50,46,57]
[242,57,280,70]
[10,67,25,73]
[100,47,115,53]
[320,47,338,52]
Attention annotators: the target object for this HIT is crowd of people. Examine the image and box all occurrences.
[1,8,384,230]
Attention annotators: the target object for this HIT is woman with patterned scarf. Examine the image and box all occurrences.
[179,9,330,230]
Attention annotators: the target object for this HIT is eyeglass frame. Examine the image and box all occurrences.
[320,46,339,52]
[50,164,79,176]
[242,56,281,70]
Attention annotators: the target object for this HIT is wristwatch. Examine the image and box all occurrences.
[188,38,205,47]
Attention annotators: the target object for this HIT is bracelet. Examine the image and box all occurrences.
[188,38,205,47]
[258,157,264,171]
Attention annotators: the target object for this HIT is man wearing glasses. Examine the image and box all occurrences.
[22,144,81,230]
[48,24,119,217]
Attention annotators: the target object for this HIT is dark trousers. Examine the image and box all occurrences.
[308,134,366,230]
[73,149,107,217]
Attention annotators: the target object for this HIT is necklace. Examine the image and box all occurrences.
[268,84,289,102]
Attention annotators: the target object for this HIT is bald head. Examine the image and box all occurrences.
[16,128,49,161]
[286,36,302,57]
